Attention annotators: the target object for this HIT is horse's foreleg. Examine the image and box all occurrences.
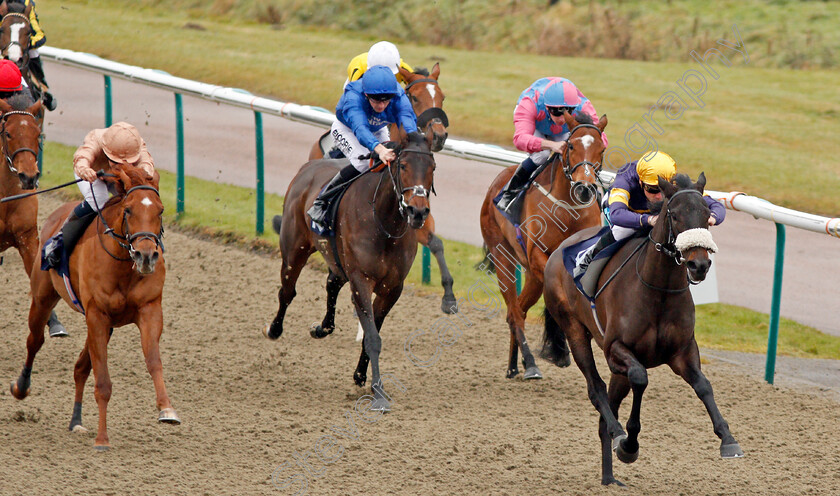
[137,303,180,425]
[86,309,113,450]
[515,274,545,379]
[312,271,346,338]
[10,287,56,400]
[606,342,647,465]
[424,231,457,314]
[266,245,312,340]
[485,242,525,379]
[365,283,403,413]
[670,346,743,459]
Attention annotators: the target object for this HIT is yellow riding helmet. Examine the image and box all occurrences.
[636,151,676,185]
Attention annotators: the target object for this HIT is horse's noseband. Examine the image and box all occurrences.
[651,188,704,265]
[100,185,165,259]
[1,110,39,175]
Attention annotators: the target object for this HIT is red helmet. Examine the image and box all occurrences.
[0,60,23,92]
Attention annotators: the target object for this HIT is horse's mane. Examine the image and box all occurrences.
[6,2,26,14]
[412,67,430,76]
[572,112,594,125]
[5,91,34,110]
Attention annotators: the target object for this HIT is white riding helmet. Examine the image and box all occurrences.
[367,41,401,75]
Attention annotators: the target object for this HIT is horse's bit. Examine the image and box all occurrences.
[0,110,39,175]
[371,146,435,238]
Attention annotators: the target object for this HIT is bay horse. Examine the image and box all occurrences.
[0,1,45,123]
[308,64,456,314]
[266,131,435,412]
[542,173,743,486]
[0,95,64,336]
[10,166,178,450]
[479,111,607,379]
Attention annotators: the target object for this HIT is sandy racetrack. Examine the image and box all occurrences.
[0,195,838,495]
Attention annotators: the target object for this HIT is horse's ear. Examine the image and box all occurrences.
[430,62,440,80]
[0,99,12,114]
[597,114,608,132]
[23,1,31,16]
[0,2,8,17]
[658,176,677,198]
[398,65,414,83]
[695,172,706,193]
[562,110,578,129]
[27,100,42,116]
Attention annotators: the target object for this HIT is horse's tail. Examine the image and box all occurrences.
[474,243,496,273]
[272,214,282,235]
[541,308,571,368]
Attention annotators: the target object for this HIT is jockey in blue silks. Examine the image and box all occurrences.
[307,65,418,230]
[573,151,726,277]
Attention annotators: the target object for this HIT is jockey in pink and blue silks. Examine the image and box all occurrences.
[496,77,608,211]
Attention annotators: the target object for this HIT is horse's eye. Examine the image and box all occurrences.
[125,208,132,215]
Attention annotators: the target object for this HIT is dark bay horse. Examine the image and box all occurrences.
[266,131,435,412]
[0,95,64,335]
[542,173,743,486]
[308,64,456,314]
[10,166,178,450]
[479,112,607,379]
[0,1,44,123]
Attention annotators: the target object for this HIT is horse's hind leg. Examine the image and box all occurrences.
[515,273,546,379]
[311,270,346,338]
[70,344,92,432]
[266,238,314,340]
[423,228,457,314]
[15,232,67,338]
[670,346,743,459]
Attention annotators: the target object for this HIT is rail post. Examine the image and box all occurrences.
[103,75,112,127]
[764,223,786,384]
[254,111,265,235]
[174,93,185,217]
[422,246,431,284]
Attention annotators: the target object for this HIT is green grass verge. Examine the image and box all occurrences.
[43,1,840,216]
[41,141,840,360]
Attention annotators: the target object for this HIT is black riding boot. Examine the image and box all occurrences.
[307,165,362,230]
[573,230,616,277]
[496,158,537,211]
[28,57,56,111]
[42,202,96,269]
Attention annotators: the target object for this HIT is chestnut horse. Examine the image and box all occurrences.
[479,111,607,380]
[0,95,64,336]
[10,166,178,450]
[542,173,743,486]
[308,64,456,314]
[0,1,44,124]
[266,131,435,412]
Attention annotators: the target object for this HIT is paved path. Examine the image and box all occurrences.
[42,62,840,336]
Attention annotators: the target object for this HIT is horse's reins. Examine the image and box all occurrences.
[0,110,39,176]
[91,182,165,262]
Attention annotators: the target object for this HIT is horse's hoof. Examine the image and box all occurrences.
[370,397,391,413]
[611,434,628,453]
[71,424,88,433]
[93,443,110,452]
[602,477,626,487]
[158,408,181,424]
[615,438,639,464]
[9,382,29,400]
[48,324,69,338]
[309,323,333,339]
[353,371,366,388]
[441,297,458,314]
[505,368,520,379]
[720,442,744,458]
[262,323,279,340]
[523,365,543,380]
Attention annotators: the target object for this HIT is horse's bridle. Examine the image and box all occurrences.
[0,110,38,175]
[371,145,435,238]
[404,78,449,129]
[94,184,165,262]
[0,12,30,60]
[543,123,604,206]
